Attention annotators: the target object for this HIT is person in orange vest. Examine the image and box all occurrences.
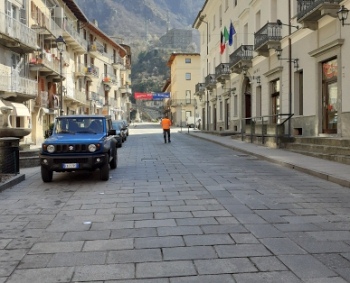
[161,115,172,143]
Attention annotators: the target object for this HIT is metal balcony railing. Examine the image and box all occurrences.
[29,52,60,74]
[102,73,117,84]
[205,74,216,89]
[297,0,342,20]
[195,83,206,94]
[73,90,87,104]
[85,65,99,78]
[88,41,109,59]
[254,23,282,51]
[64,20,88,51]
[88,91,104,105]
[0,74,37,96]
[31,9,61,40]
[229,45,254,68]
[0,11,37,50]
[215,63,231,81]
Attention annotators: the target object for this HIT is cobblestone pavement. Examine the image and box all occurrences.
[1,123,350,282]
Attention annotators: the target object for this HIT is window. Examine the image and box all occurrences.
[185,73,191,80]
[234,95,238,117]
[103,43,107,53]
[234,0,238,7]
[186,90,191,104]
[185,58,191,63]
[219,101,223,120]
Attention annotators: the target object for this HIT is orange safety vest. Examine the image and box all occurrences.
[161,118,171,130]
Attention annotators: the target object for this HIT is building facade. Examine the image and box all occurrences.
[165,53,200,127]
[193,0,349,142]
[0,0,131,147]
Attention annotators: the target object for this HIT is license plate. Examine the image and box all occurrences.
[63,163,79,169]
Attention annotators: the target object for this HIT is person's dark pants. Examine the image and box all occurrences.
[163,129,170,143]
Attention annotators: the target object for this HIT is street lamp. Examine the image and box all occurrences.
[338,5,350,26]
[56,35,66,116]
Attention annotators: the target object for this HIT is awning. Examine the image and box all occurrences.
[38,107,50,116]
[3,100,30,116]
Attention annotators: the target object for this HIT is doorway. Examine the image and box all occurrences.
[225,98,230,130]
[322,59,337,134]
[271,79,280,124]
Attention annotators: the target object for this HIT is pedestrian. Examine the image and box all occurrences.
[161,115,171,143]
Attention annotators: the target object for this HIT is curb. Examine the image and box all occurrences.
[0,174,25,193]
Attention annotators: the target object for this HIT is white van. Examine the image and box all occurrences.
[186,116,201,128]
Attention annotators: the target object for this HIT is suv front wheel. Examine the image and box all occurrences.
[41,166,53,182]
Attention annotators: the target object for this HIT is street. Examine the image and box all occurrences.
[1,123,350,282]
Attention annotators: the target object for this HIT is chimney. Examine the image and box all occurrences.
[92,19,98,27]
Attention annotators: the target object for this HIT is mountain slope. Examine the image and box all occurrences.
[75,0,205,43]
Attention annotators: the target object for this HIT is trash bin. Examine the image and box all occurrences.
[0,137,19,174]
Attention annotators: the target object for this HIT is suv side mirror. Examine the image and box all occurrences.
[108,129,116,136]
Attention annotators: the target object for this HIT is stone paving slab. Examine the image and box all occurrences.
[2,125,350,282]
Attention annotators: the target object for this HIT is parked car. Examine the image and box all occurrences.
[111,121,123,148]
[122,120,129,136]
[112,120,127,142]
[39,115,117,182]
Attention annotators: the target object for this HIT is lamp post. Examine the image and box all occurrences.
[56,35,66,116]
[338,5,350,26]
[199,15,209,131]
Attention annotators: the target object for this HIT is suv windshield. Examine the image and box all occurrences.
[55,117,104,134]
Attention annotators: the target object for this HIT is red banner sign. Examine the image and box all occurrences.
[134,92,153,100]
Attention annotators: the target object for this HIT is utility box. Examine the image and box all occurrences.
[0,138,19,174]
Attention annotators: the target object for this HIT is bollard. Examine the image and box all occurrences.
[0,137,20,174]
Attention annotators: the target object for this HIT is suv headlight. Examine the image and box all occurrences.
[46,144,55,153]
[88,144,97,152]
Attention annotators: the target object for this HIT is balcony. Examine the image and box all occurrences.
[85,65,100,80]
[31,10,61,44]
[29,53,61,79]
[205,74,217,90]
[297,0,341,30]
[88,91,104,108]
[112,56,125,69]
[120,84,132,95]
[36,91,49,108]
[102,73,117,86]
[195,83,206,95]
[215,63,231,84]
[0,11,37,53]
[88,41,109,60]
[254,23,282,57]
[0,73,37,102]
[54,17,87,54]
[74,63,86,78]
[64,90,86,106]
[229,45,254,74]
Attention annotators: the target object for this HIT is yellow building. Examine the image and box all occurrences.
[166,53,200,127]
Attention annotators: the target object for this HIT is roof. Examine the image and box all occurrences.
[62,0,127,57]
[167,52,200,67]
[162,79,171,92]
[192,0,209,29]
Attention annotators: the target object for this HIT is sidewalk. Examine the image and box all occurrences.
[188,131,350,188]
